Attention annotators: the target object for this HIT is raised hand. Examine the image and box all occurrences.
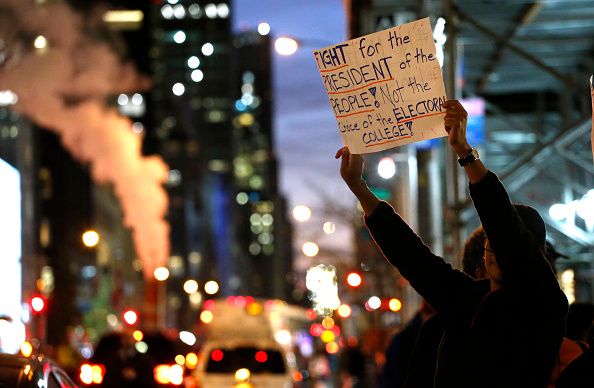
[443,100,471,156]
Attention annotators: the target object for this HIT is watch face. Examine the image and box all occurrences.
[472,148,479,159]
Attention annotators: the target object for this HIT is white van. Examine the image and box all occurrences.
[193,298,309,388]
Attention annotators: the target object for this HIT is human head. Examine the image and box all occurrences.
[482,204,546,287]
[462,226,487,279]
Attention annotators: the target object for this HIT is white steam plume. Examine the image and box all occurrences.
[0,0,170,278]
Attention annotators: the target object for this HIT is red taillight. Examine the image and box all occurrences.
[79,363,105,385]
[154,364,184,386]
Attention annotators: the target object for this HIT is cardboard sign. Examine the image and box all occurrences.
[591,75,593,164]
[314,18,447,154]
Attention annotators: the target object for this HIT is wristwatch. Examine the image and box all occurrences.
[457,148,479,167]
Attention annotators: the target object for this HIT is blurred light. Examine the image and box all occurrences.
[202,43,214,56]
[274,329,292,345]
[187,56,200,69]
[257,22,271,35]
[179,331,197,346]
[188,4,201,18]
[20,341,33,357]
[323,221,336,234]
[275,37,299,56]
[241,84,254,94]
[236,192,249,205]
[320,330,335,343]
[106,314,118,327]
[103,10,144,23]
[31,296,45,313]
[292,205,311,222]
[82,230,100,247]
[132,330,143,342]
[183,280,199,294]
[549,203,568,221]
[122,310,138,325]
[302,241,319,257]
[154,267,170,281]
[172,83,185,96]
[238,113,254,126]
[306,264,340,315]
[131,122,144,134]
[389,298,403,312]
[135,341,148,353]
[131,93,143,105]
[204,280,219,295]
[34,35,47,50]
[346,272,362,287]
[561,269,576,304]
[246,301,263,315]
[173,4,185,19]
[191,69,204,82]
[175,355,185,365]
[211,349,224,361]
[0,90,18,106]
[325,342,339,354]
[378,157,396,179]
[433,17,446,67]
[117,94,128,105]
[160,5,174,19]
[185,352,198,368]
[80,364,105,385]
[310,323,323,337]
[205,3,217,18]
[321,317,334,329]
[347,336,358,347]
[368,296,381,310]
[189,291,202,306]
[235,368,250,382]
[200,310,213,323]
[173,31,186,44]
[241,93,254,106]
[167,0,179,4]
[255,350,267,363]
[154,364,183,385]
[217,3,230,18]
[337,304,352,318]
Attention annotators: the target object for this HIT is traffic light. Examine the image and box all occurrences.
[30,296,46,314]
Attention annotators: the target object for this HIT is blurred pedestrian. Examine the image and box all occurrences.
[335,99,568,388]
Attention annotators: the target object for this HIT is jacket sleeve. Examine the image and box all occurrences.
[364,201,476,321]
[468,171,564,297]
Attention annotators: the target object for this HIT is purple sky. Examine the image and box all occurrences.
[233,0,354,216]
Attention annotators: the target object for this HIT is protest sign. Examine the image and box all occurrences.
[590,75,593,164]
[314,18,447,154]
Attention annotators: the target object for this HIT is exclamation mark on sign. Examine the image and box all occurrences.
[368,87,380,108]
[405,121,413,135]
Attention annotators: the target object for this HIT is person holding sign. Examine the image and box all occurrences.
[335,100,568,388]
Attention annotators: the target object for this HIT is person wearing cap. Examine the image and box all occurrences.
[335,99,568,388]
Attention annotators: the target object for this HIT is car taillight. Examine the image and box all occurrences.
[79,363,105,385]
[154,364,184,386]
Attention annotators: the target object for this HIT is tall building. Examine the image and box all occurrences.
[231,30,294,300]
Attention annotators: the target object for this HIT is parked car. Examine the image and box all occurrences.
[0,353,78,387]
[78,331,192,387]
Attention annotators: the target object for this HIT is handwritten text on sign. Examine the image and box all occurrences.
[314,18,447,154]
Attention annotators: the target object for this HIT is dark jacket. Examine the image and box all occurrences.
[365,171,568,388]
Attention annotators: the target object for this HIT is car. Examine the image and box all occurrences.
[194,339,297,388]
[78,331,193,387]
[0,353,79,388]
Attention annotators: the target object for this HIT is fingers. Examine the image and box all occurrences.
[335,146,349,159]
[443,100,467,117]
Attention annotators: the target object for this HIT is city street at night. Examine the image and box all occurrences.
[1,0,594,387]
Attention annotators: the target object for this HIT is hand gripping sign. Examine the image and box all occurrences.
[314,18,448,154]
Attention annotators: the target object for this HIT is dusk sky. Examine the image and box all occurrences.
[233,0,352,213]
[233,0,355,258]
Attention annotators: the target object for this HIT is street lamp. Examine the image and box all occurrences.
[274,37,299,56]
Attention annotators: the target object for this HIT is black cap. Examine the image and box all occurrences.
[513,204,546,248]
